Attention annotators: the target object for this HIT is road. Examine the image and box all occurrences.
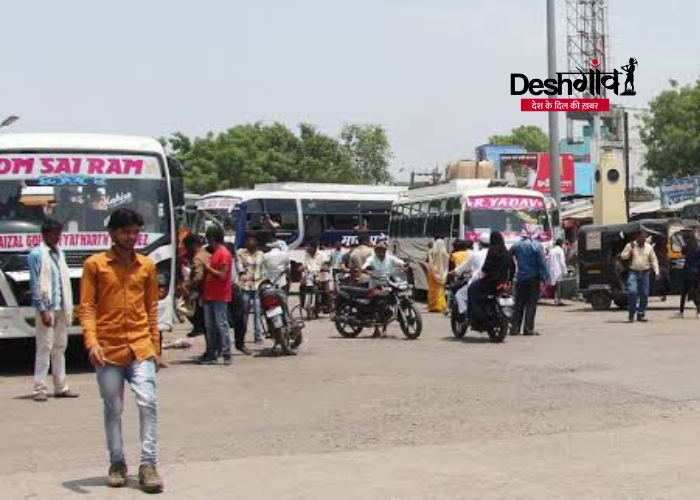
[2,298,700,499]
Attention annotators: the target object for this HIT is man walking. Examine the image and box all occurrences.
[548,239,568,306]
[510,225,549,336]
[28,219,79,402]
[237,233,266,343]
[621,229,660,322]
[200,225,234,364]
[80,208,163,493]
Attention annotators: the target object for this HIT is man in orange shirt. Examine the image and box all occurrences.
[80,208,164,494]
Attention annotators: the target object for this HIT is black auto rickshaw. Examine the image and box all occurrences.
[578,218,700,310]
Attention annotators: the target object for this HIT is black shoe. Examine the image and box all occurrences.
[237,346,253,356]
[197,356,217,365]
[187,330,204,338]
[223,357,232,366]
[637,316,648,323]
[628,314,634,323]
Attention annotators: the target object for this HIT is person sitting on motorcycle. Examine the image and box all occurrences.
[449,233,491,320]
[301,239,331,311]
[362,240,406,288]
[466,232,515,327]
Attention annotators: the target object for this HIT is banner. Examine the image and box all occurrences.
[0,232,162,251]
[0,154,162,181]
[499,153,575,195]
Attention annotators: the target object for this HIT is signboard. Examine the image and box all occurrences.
[660,176,700,208]
[499,153,575,195]
[0,154,162,181]
[466,195,546,211]
[0,232,160,251]
[196,197,240,211]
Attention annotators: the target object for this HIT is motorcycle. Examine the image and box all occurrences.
[258,276,304,355]
[451,281,514,343]
[300,271,329,320]
[333,275,422,340]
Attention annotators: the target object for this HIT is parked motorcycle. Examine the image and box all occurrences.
[333,276,422,340]
[300,271,329,320]
[259,277,304,355]
[450,282,514,343]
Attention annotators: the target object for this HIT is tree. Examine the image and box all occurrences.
[164,122,393,194]
[488,125,549,152]
[640,78,700,184]
[341,124,393,184]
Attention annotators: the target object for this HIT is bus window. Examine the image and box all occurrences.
[264,199,298,231]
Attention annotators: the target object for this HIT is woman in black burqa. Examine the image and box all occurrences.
[468,232,515,325]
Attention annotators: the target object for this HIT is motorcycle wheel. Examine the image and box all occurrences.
[398,303,422,340]
[334,302,363,338]
[450,305,467,338]
[487,315,509,343]
[271,326,293,355]
[291,331,303,349]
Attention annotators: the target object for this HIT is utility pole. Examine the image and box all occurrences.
[547,0,562,233]
[623,110,630,221]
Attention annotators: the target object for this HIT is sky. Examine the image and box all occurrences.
[2,0,699,181]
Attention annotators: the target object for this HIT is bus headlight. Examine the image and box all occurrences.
[156,259,172,300]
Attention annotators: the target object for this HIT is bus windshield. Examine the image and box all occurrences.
[0,153,169,251]
[465,194,551,237]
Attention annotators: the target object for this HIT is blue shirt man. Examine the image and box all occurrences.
[509,226,549,336]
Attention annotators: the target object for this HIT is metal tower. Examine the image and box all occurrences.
[565,0,610,136]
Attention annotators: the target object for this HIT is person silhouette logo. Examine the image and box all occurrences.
[621,57,638,96]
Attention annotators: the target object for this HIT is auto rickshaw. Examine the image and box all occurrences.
[578,218,700,311]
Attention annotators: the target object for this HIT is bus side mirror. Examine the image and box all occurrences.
[167,157,186,207]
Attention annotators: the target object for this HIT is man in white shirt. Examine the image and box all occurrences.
[264,240,290,289]
[620,229,660,322]
[450,233,490,318]
[548,239,568,306]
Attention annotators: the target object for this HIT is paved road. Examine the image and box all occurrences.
[2,298,700,498]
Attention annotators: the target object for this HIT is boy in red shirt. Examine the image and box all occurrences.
[200,225,233,365]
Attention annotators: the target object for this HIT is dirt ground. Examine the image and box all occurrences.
[3,298,700,498]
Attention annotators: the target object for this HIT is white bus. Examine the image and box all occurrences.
[389,179,553,294]
[193,182,404,278]
[0,134,183,338]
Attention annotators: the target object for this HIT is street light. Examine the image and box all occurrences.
[0,115,20,128]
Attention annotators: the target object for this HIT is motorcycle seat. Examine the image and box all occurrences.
[339,286,374,298]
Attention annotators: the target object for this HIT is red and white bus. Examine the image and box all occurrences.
[389,179,552,293]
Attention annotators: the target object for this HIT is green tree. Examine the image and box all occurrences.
[488,125,549,152]
[341,124,393,184]
[640,78,700,184]
[164,122,393,194]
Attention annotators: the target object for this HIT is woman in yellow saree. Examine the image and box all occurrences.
[427,239,449,313]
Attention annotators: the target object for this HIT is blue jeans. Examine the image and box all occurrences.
[627,270,650,318]
[204,301,232,360]
[241,290,262,340]
[96,359,157,465]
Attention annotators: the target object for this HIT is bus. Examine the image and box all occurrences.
[193,182,404,276]
[0,134,184,339]
[389,179,553,294]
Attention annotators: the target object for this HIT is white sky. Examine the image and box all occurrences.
[2,0,698,180]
